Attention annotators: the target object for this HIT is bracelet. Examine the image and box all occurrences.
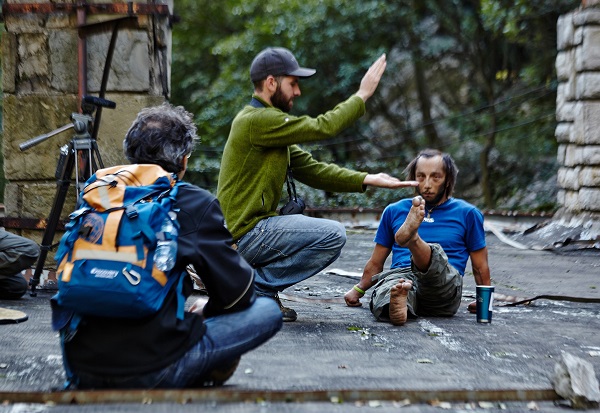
[353,285,365,295]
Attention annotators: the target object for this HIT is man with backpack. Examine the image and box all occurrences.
[51,103,282,389]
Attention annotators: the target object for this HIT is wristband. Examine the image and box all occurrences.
[353,285,365,295]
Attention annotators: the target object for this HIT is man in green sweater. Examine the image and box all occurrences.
[217,47,417,321]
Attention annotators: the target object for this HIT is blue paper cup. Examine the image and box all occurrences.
[476,285,495,323]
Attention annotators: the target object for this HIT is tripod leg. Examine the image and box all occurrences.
[29,147,76,296]
[92,140,104,170]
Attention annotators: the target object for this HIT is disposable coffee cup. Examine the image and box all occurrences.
[476,285,494,323]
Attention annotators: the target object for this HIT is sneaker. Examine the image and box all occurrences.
[274,293,297,322]
[207,357,240,386]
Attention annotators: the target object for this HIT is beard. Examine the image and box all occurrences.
[417,181,447,208]
[271,85,292,113]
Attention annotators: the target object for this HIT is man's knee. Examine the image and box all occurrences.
[325,219,347,249]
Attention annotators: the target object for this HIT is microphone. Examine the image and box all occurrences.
[82,96,116,109]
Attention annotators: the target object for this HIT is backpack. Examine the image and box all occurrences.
[53,164,187,320]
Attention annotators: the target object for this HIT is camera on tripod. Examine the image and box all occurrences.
[19,95,116,296]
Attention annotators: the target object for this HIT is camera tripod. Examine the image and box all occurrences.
[19,97,115,296]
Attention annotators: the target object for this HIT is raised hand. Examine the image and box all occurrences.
[356,53,387,102]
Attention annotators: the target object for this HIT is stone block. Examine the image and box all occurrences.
[581,145,600,164]
[574,26,584,48]
[557,79,576,108]
[3,94,79,181]
[48,30,78,93]
[557,12,575,51]
[565,144,583,166]
[575,27,600,71]
[573,101,600,144]
[563,190,581,212]
[557,166,581,190]
[552,352,600,409]
[20,229,46,250]
[2,14,46,34]
[45,15,72,30]
[1,33,17,94]
[556,50,574,82]
[557,144,567,164]
[557,188,566,206]
[573,6,600,25]
[580,187,600,211]
[556,101,576,122]
[17,33,50,80]
[580,167,600,186]
[3,184,21,218]
[576,72,600,99]
[555,122,572,144]
[3,181,77,219]
[86,30,151,93]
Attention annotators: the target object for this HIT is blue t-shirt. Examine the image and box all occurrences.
[374,198,486,275]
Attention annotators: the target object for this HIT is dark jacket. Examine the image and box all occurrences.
[65,182,256,376]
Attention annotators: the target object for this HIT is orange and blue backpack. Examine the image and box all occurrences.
[53,164,187,320]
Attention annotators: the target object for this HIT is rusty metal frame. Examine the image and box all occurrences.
[0,388,560,406]
[0,217,65,232]
[1,2,170,17]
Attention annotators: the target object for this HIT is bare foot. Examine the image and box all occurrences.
[395,196,425,247]
[389,279,412,326]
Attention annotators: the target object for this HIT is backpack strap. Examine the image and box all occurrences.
[125,205,153,261]
[175,271,186,320]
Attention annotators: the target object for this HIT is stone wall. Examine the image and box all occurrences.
[1,1,172,260]
[555,0,600,239]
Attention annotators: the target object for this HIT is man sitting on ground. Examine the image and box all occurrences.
[53,103,282,389]
[344,149,491,325]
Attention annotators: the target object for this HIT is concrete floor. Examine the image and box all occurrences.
[0,230,599,412]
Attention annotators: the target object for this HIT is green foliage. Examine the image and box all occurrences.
[171,0,580,211]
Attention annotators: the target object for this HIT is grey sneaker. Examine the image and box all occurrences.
[274,293,297,322]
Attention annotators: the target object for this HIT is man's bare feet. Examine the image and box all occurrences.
[395,196,425,247]
[389,279,412,326]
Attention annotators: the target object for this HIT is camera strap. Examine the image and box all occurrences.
[285,167,299,202]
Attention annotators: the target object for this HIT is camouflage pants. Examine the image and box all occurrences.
[369,244,463,321]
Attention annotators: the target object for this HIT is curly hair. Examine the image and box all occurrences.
[403,148,459,199]
[123,103,198,174]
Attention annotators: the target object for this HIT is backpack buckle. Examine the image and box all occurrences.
[122,267,141,285]
[125,205,138,219]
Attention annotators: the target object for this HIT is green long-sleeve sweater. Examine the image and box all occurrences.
[217,94,369,241]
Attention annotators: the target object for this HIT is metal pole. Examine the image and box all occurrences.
[77,3,88,104]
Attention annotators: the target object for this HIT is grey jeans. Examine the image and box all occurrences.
[0,229,40,299]
[369,244,463,321]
